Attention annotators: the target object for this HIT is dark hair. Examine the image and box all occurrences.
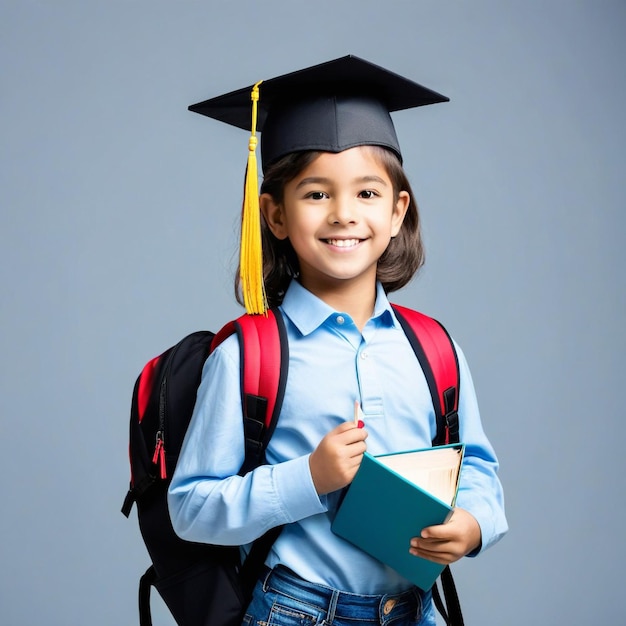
[235,146,425,309]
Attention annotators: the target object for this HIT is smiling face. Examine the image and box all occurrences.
[260,146,410,305]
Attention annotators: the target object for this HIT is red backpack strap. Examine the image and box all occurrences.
[391,304,460,445]
[235,311,284,429]
[212,309,288,473]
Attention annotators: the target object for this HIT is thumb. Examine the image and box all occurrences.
[421,523,445,540]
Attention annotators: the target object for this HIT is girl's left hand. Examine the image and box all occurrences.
[409,508,481,565]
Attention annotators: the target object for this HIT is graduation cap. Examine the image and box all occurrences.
[189,55,448,314]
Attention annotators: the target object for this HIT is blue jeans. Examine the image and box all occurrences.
[242,566,436,626]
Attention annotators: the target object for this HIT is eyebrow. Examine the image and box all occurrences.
[295,175,388,189]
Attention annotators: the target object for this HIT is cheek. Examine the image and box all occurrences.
[284,210,318,238]
[377,209,402,237]
[390,219,403,237]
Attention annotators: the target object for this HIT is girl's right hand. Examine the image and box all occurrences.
[309,421,368,495]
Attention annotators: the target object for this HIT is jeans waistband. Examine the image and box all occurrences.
[262,566,421,624]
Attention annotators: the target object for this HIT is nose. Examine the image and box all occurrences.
[328,197,358,225]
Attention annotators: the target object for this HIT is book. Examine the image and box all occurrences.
[331,443,464,591]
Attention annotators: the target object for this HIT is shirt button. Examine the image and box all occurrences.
[360,351,368,359]
[336,315,345,325]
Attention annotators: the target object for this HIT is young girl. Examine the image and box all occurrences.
[169,56,507,626]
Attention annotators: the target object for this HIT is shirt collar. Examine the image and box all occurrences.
[280,280,399,336]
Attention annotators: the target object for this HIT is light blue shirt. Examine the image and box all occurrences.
[168,280,507,594]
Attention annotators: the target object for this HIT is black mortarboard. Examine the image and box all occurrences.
[189,54,449,169]
[188,55,448,315]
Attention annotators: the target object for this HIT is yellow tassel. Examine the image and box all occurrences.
[240,80,268,315]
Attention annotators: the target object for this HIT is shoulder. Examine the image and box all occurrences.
[201,332,241,380]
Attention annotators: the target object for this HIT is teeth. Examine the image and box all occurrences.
[327,239,361,247]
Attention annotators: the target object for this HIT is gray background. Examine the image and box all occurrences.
[1,1,624,624]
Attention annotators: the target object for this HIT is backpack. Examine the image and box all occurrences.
[122,304,463,626]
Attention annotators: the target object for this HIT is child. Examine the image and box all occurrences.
[168,56,507,626]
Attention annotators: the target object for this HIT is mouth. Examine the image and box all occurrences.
[323,238,363,248]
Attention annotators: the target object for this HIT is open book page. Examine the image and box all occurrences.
[375,446,463,505]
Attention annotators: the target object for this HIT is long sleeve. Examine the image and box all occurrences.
[453,341,508,553]
[167,334,326,546]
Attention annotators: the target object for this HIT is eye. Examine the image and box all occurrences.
[358,190,379,199]
[306,191,329,201]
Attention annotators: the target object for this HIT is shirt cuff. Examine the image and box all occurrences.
[272,454,327,523]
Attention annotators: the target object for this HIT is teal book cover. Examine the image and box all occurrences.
[331,444,464,591]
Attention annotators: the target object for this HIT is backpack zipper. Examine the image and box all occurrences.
[151,376,168,479]
[152,431,166,479]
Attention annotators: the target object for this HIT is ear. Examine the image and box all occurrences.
[260,193,289,240]
[390,190,410,237]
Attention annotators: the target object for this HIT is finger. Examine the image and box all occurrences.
[336,418,369,434]
[409,538,459,562]
[336,426,368,446]
[409,537,451,559]
[420,525,448,540]
[345,440,367,459]
[420,516,458,540]
[409,537,450,549]
[409,546,455,565]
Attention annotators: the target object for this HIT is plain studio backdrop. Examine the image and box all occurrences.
[1,2,624,624]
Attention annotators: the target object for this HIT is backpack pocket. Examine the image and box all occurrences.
[154,560,246,626]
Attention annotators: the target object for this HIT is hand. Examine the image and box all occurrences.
[409,508,481,565]
[309,421,368,495]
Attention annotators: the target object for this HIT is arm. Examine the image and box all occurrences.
[167,335,327,546]
[410,341,508,563]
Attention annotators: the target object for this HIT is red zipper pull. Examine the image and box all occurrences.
[151,436,162,464]
[152,432,167,479]
[159,444,166,479]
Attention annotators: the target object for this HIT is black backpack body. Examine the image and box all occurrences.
[122,312,287,626]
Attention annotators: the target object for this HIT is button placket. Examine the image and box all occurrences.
[356,342,383,419]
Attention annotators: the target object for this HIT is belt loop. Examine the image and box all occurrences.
[262,567,272,592]
[326,589,339,624]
